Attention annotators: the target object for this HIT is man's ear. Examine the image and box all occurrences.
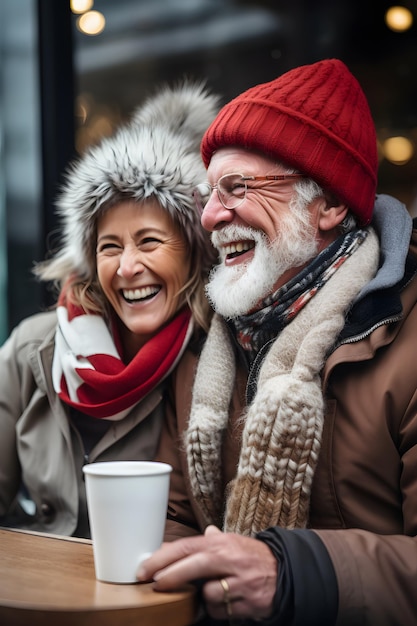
[318,198,348,231]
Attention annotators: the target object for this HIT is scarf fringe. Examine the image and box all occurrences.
[225,375,324,534]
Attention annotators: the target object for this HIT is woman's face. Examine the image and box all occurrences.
[96,199,191,356]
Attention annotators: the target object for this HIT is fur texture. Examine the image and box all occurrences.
[38,82,220,282]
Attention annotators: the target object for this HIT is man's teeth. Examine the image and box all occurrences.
[123,286,159,301]
[223,241,254,255]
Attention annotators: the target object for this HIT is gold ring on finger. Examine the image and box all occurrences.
[219,578,233,618]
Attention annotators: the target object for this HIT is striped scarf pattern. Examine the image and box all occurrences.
[52,291,193,420]
[231,229,368,358]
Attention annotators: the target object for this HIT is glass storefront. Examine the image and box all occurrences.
[1,0,417,340]
[0,0,42,343]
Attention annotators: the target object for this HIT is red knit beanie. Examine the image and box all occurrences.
[201,59,378,225]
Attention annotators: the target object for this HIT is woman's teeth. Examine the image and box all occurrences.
[122,286,160,302]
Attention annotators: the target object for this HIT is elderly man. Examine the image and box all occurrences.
[140,59,417,625]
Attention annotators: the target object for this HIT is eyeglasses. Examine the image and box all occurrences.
[193,173,306,212]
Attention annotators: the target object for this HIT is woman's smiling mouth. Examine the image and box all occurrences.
[122,286,161,303]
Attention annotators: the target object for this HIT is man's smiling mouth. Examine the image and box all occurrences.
[122,286,161,303]
[223,240,255,260]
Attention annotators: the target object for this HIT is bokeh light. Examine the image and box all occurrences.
[385,6,413,32]
[70,0,94,15]
[77,10,106,36]
[382,136,414,164]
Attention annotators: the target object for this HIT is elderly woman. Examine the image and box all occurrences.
[0,83,218,538]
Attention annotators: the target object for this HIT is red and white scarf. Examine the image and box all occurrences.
[52,289,193,420]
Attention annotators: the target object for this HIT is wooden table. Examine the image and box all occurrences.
[0,528,197,626]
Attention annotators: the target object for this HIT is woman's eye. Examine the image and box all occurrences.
[139,237,162,250]
[97,242,120,253]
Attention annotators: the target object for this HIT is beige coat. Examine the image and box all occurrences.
[0,310,194,537]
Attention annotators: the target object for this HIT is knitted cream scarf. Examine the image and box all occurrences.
[186,228,380,536]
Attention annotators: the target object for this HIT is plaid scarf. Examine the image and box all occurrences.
[230,229,368,359]
[52,288,193,420]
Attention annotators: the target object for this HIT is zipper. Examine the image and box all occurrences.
[333,313,403,350]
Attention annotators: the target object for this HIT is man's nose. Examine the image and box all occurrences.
[201,194,234,232]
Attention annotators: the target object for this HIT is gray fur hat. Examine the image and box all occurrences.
[38,82,220,282]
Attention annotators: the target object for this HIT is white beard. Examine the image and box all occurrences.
[206,210,319,319]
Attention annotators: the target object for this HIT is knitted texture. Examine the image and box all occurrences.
[186,228,380,535]
[186,314,236,525]
[201,59,378,225]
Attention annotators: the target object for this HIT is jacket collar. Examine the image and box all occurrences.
[338,200,417,344]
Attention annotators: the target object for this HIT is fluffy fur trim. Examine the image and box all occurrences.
[39,82,220,281]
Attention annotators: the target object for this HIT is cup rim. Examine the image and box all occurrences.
[82,460,172,477]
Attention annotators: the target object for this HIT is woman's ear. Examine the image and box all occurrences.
[318,197,348,231]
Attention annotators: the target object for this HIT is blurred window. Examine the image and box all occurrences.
[1,0,417,340]
[0,0,42,342]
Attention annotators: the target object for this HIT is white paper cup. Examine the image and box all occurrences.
[83,460,172,584]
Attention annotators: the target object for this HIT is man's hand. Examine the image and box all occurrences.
[137,525,278,621]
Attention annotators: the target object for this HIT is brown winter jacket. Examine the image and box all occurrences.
[157,219,417,624]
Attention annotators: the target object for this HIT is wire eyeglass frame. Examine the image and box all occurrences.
[193,172,306,212]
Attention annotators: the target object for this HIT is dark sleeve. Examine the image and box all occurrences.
[256,527,338,626]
